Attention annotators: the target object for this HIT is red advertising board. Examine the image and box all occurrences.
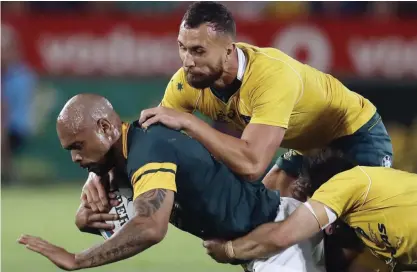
[2,15,417,78]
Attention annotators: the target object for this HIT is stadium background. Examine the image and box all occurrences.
[1,1,417,271]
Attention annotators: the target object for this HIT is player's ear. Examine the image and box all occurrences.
[97,118,111,134]
[224,42,234,63]
[226,42,234,57]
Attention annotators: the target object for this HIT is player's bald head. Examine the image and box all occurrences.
[57,93,120,135]
[57,94,123,175]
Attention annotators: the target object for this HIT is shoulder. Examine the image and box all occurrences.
[239,43,302,82]
[322,167,371,192]
[329,167,366,182]
[125,123,184,181]
[238,44,302,99]
[144,124,183,146]
[126,123,176,166]
[127,122,179,154]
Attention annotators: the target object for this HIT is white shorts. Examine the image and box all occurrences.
[247,197,326,272]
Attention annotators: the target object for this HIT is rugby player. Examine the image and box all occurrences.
[18,94,326,271]
[137,1,393,191]
[204,150,417,272]
[135,4,394,268]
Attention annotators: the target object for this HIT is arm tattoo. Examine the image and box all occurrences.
[135,189,167,217]
[75,189,169,269]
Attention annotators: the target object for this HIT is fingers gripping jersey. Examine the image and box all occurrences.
[123,122,280,240]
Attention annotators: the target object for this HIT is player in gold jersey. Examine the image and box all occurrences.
[204,150,417,272]
[138,2,393,197]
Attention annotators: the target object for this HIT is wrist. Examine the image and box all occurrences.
[73,254,86,270]
[182,113,197,131]
[224,240,236,259]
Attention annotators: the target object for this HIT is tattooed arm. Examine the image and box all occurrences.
[18,189,174,271]
[75,189,174,268]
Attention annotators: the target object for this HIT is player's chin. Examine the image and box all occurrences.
[88,165,108,176]
[187,76,212,89]
[88,158,115,175]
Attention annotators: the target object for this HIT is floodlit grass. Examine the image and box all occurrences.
[1,185,241,272]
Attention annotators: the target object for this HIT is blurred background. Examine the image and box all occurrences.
[1,1,417,271]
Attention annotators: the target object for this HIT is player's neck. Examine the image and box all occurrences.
[113,143,127,172]
[113,126,128,171]
[213,49,238,89]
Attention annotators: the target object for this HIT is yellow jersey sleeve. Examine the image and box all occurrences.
[131,162,177,200]
[249,66,302,128]
[311,168,370,217]
[160,68,196,113]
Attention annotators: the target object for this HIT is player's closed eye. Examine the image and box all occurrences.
[66,141,84,151]
[189,46,205,55]
[194,49,205,56]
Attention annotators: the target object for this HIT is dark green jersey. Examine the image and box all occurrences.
[125,122,280,240]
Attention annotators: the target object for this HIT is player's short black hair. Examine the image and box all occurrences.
[294,149,357,199]
[182,1,236,38]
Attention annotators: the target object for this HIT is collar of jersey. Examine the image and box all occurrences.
[208,47,247,104]
[236,46,247,81]
[121,122,130,159]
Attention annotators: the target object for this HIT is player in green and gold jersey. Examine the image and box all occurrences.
[18,94,330,271]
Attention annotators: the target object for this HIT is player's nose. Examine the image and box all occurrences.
[183,52,195,68]
[71,151,83,163]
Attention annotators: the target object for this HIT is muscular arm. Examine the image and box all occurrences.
[184,115,285,181]
[75,189,174,269]
[211,121,242,138]
[230,202,324,260]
